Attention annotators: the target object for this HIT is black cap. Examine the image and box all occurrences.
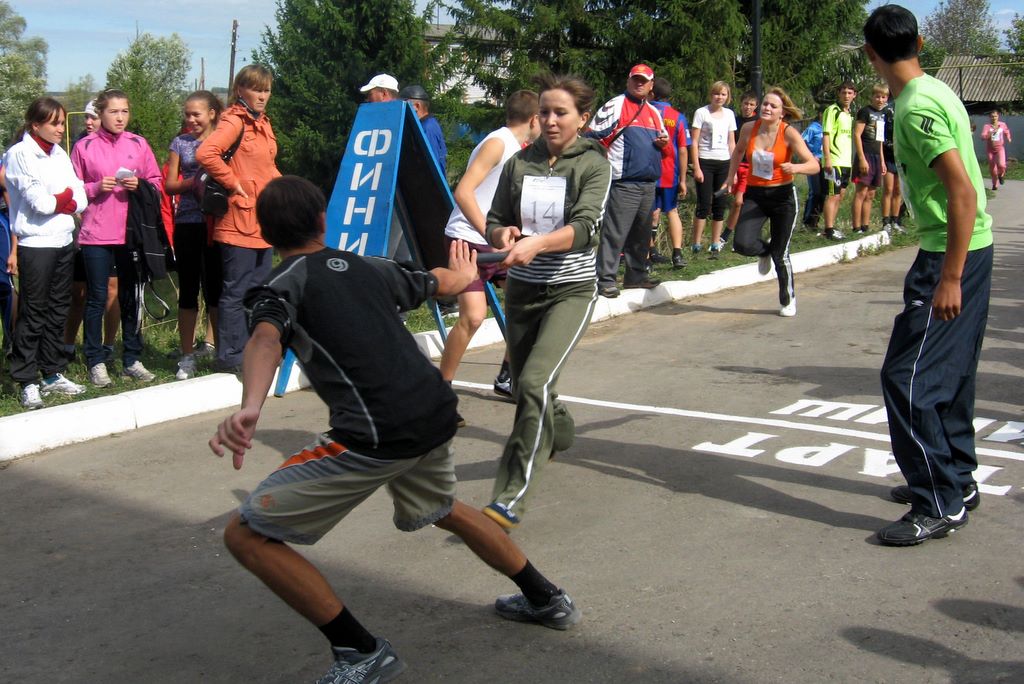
[399,84,430,101]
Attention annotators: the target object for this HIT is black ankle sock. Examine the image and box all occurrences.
[510,561,559,607]
[500,359,510,373]
[318,607,377,653]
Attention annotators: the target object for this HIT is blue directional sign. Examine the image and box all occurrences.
[274,101,506,396]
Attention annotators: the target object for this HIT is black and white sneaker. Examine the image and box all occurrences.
[493,368,513,399]
[877,508,967,546]
[890,482,979,511]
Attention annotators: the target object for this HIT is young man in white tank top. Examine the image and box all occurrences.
[440,91,540,421]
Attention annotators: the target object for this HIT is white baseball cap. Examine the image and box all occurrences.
[84,100,98,118]
[359,74,399,93]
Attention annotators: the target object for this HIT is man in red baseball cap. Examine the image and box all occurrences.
[586,64,669,296]
[629,64,655,81]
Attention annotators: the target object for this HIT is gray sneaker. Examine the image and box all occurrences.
[41,373,86,396]
[89,363,113,388]
[20,383,44,410]
[122,360,156,383]
[494,590,582,630]
[316,638,405,684]
[757,253,772,276]
[176,353,197,380]
[193,341,217,359]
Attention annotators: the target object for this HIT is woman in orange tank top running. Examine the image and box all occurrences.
[724,87,820,317]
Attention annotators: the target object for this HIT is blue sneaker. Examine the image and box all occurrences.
[316,638,405,684]
[494,590,582,630]
[483,502,520,530]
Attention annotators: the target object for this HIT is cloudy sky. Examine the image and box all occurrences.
[16,0,1021,93]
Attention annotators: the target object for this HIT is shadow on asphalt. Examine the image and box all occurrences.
[455,418,891,534]
[0,463,741,684]
[842,625,1024,682]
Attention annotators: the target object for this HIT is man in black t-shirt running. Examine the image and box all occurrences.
[210,176,582,683]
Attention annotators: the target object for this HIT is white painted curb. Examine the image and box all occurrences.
[1,232,889,462]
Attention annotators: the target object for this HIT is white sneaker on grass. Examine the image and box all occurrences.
[41,373,86,396]
[20,383,44,410]
[176,354,196,380]
[89,363,113,388]
[122,360,156,383]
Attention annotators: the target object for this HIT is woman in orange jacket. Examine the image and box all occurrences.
[196,64,280,371]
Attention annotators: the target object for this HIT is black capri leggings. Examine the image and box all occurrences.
[695,157,731,221]
[174,222,223,310]
[732,184,799,306]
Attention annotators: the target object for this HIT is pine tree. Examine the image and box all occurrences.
[256,0,430,191]
[441,0,867,118]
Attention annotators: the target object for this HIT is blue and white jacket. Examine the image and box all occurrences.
[587,93,665,183]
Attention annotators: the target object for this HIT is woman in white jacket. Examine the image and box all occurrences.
[4,97,87,409]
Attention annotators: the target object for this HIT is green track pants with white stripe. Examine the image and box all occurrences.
[491,277,598,518]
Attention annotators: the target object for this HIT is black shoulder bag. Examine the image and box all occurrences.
[197,122,245,217]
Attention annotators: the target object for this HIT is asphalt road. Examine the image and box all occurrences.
[3,183,1022,683]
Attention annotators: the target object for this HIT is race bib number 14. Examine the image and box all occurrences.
[521,175,567,236]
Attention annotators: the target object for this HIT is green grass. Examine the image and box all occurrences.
[0,276,217,416]
[0,180,915,417]
[1000,158,1023,182]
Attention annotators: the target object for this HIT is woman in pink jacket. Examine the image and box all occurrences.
[980,109,1012,192]
[71,89,163,387]
[196,64,280,372]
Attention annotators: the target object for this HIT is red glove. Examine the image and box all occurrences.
[54,187,76,214]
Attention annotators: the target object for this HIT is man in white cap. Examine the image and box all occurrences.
[74,100,100,146]
[360,74,400,103]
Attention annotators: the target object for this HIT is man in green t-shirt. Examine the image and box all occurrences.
[820,81,857,240]
[864,4,994,547]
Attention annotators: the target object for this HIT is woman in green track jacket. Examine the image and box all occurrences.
[482,74,612,530]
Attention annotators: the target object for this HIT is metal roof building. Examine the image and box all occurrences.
[934,56,1022,110]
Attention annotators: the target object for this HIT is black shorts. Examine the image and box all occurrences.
[825,167,852,196]
[855,153,883,188]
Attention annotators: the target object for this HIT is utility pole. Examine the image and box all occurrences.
[751,0,763,100]
[200,57,206,90]
[228,20,239,89]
